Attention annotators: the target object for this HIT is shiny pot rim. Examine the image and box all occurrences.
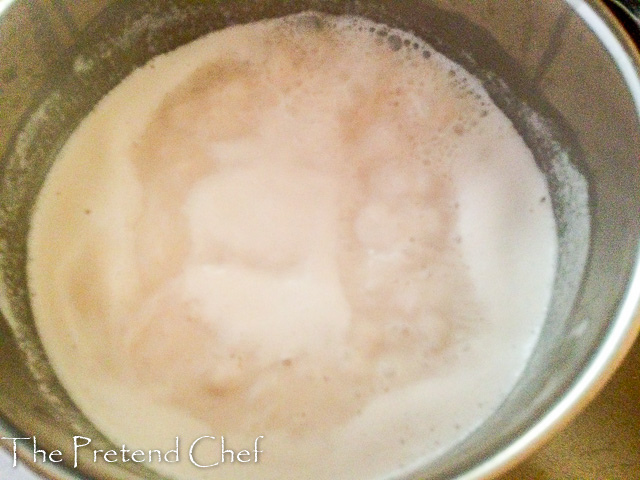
[460,4,640,479]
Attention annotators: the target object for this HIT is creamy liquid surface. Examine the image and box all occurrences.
[28,13,557,480]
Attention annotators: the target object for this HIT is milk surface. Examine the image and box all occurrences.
[27,13,557,480]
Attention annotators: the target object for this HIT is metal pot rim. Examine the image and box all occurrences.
[0,1,639,479]
[457,1,640,478]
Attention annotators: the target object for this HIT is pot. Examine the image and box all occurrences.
[0,1,639,479]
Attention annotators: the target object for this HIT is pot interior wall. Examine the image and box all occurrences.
[0,1,639,479]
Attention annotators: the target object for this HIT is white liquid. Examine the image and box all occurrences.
[28,13,557,480]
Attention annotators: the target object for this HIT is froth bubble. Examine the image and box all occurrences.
[387,34,403,52]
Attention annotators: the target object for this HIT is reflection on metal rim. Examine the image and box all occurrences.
[461,1,640,478]
[607,0,640,44]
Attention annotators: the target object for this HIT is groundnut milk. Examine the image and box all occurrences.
[27,13,557,480]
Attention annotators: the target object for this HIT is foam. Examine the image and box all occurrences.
[27,12,557,480]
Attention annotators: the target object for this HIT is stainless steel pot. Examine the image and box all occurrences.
[0,1,639,479]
